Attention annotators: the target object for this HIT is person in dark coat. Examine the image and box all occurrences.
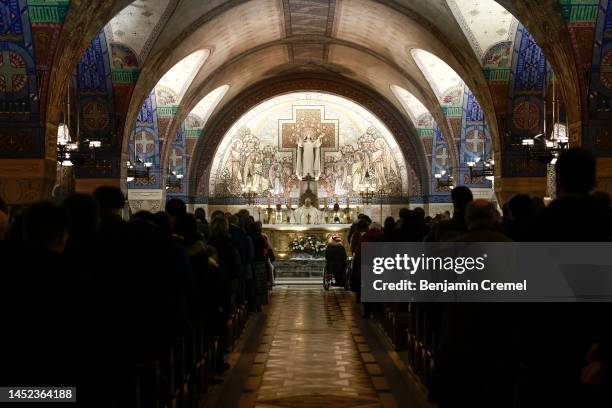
[425,186,473,242]
[325,235,347,287]
[450,199,510,242]
[1,202,76,388]
[350,217,371,300]
[431,200,514,408]
[248,220,269,310]
[207,216,242,372]
[529,149,612,406]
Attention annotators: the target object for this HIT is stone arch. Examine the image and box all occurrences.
[188,75,431,202]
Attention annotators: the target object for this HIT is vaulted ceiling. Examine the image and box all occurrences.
[52,0,585,195]
[100,0,523,155]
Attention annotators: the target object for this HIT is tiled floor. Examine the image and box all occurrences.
[239,287,393,408]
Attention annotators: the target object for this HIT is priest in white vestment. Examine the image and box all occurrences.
[292,198,322,224]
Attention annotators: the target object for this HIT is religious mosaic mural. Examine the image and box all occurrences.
[586,0,612,153]
[504,23,549,177]
[209,93,410,199]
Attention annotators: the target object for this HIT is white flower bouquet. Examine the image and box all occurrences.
[289,235,327,257]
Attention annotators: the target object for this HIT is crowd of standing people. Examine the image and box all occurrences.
[0,190,273,405]
[1,147,611,406]
[345,148,612,407]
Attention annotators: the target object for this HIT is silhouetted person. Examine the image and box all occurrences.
[63,193,101,277]
[0,196,8,261]
[93,186,126,241]
[165,198,187,231]
[326,235,347,287]
[504,194,536,241]
[248,220,269,310]
[1,202,77,388]
[208,216,241,372]
[175,214,217,322]
[350,217,371,299]
[432,203,514,408]
[348,213,371,244]
[538,148,610,241]
[383,216,396,240]
[194,207,210,241]
[0,196,7,241]
[229,213,253,308]
[530,148,612,406]
[591,190,612,209]
[451,199,510,242]
[426,186,473,241]
[391,208,429,242]
[360,223,384,317]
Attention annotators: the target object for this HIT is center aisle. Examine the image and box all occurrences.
[240,287,392,408]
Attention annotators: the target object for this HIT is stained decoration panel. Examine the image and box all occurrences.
[209,92,410,199]
[589,0,612,113]
[128,90,162,189]
[75,29,117,171]
[504,23,548,177]
[459,88,492,187]
[0,0,43,158]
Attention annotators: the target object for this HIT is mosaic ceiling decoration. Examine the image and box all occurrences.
[187,85,230,130]
[446,0,518,60]
[209,92,411,198]
[390,85,429,124]
[104,0,172,61]
[411,49,465,103]
[154,50,210,106]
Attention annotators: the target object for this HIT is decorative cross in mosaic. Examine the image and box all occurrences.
[466,129,484,154]
[279,107,337,150]
[0,50,27,93]
[170,148,183,169]
[135,131,155,156]
[436,147,449,167]
[600,51,612,91]
[513,101,539,130]
[83,101,109,130]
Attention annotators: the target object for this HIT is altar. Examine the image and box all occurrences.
[263,223,352,259]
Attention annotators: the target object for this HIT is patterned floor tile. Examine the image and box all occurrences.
[249,287,383,407]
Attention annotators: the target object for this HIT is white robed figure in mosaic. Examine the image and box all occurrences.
[295,130,323,180]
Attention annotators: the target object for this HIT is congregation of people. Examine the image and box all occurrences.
[344,148,612,407]
[0,190,273,406]
[0,147,611,406]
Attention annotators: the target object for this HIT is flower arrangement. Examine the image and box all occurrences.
[289,235,327,257]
